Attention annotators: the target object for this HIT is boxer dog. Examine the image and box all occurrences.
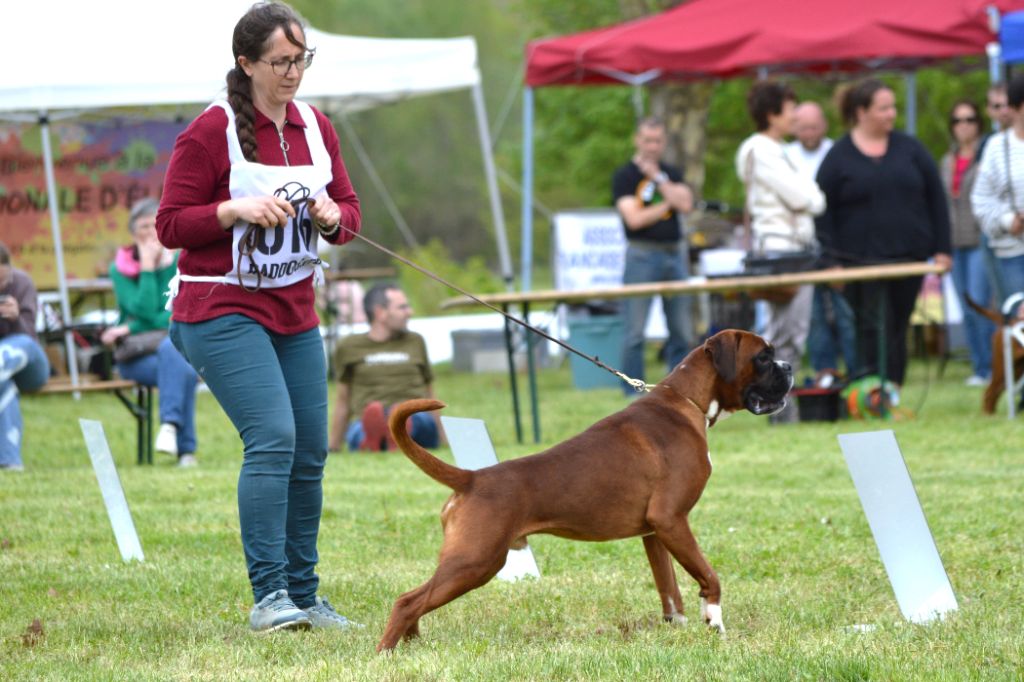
[377,329,792,651]
[966,296,1024,414]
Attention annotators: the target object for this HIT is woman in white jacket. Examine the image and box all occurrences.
[735,81,826,421]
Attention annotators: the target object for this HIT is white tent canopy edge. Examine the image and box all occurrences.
[1,0,512,385]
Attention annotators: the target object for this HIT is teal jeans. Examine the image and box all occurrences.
[171,315,328,607]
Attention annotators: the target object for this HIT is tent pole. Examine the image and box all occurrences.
[333,112,419,250]
[39,111,81,389]
[632,85,645,119]
[904,73,917,137]
[987,41,1003,86]
[521,86,534,293]
[472,81,514,290]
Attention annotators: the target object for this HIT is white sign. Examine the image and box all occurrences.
[441,415,541,582]
[837,430,957,624]
[80,419,145,563]
[553,210,627,291]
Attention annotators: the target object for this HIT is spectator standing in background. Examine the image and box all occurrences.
[612,117,695,396]
[785,102,857,385]
[972,74,1024,303]
[976,82,1016,302]
[736,82,826,421]
[940,100,993,387]
[815,78,951,393]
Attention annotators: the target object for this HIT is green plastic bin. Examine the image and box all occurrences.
[567,315,624,390]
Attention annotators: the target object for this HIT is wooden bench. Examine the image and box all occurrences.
[35,378,154,464]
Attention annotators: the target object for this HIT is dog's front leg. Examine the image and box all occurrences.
[641,535,686,624]
[650,517,725,634]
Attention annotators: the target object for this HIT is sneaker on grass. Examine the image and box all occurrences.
[155,423,178,456]
[303,596,363,630]
[250,589,311,633]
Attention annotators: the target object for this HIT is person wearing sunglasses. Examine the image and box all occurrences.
[940,100,993,387]
[157,1,361,633]
[972,73,1024,311]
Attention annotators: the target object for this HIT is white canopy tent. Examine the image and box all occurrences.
[2,0,512,385]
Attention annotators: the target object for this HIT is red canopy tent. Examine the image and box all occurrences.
[525,0,1024,86]
[517,0,1024,291]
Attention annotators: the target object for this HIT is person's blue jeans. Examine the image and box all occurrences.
[170,315,327,608]
[116,336,199,454]
[997,254,1024,303]
[620,242,692,395]
[0,334,50,467]
[807,285,857,375]
[346,410,438,451]
[952,247,994,379]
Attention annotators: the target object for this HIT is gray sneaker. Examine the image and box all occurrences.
[250,589,312,632]
[303,596,363,630]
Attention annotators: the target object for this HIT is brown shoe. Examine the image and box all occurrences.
[358,401,388,452]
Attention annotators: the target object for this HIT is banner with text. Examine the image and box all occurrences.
[552,209,626,292]
[0,118,185,289]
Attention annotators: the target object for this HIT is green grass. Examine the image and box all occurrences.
[2,352,1022,681]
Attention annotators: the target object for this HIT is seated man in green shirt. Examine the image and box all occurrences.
[328,283,444,452]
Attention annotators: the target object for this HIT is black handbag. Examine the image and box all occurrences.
[113,329,167,364]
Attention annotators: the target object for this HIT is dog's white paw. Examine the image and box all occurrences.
[700,599,726,634]
[663,612,688,626]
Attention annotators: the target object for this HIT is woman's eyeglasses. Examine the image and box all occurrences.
[951,116,979,124]
[260,48,315,76]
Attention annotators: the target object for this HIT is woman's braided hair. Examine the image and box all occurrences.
[226,2,308,162]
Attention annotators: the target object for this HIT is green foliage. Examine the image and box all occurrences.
[396,237,505,316]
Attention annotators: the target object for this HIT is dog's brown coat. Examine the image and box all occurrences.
[377,329,791,651]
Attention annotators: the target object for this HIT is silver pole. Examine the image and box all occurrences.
[471,81,514,289]
[904,73,917,137]
[521,87,535,292]
[39,111,80,389]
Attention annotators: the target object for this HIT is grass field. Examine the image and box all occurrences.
[2,350,1022,681]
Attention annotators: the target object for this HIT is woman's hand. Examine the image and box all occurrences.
[136,233,165,271]
[100,325,131,347]
[308,195,342,232]
[217,196,296,230]
[0,294,19,321]
[1012,212,1024,237]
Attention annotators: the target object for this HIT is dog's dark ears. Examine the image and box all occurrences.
[704,332,738,383]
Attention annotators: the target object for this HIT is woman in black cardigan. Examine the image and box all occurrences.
[815,79,952,390]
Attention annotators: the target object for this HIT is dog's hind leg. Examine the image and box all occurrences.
[642,535,686,624]
[377,537,509,652]
[650,517,724,633]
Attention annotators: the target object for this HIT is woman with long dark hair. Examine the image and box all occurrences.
[157,1,361,632]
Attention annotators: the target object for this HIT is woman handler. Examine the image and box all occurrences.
[157,1,361,632]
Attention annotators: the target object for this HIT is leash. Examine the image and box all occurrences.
[335,224,653,393]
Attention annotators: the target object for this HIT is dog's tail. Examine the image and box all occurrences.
[388,399,472,492]
[965,295,1003,325]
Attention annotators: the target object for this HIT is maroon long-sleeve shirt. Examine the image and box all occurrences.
[157,101,361,334]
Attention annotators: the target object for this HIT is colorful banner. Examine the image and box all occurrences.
[0,118,185,289]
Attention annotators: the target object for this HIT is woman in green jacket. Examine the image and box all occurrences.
[101,198,200,466]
